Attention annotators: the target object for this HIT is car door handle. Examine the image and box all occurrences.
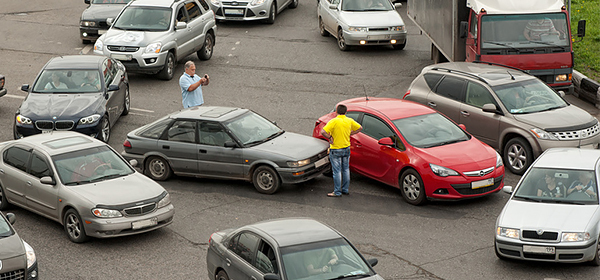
[427,101,436,107]
[199,149,207,153]
[225,258,231,267]
[0,168,4,174]
[460,111,470,116]
[162,145,170,149]
[251,277,257,280]
[355,141,361,147]
[27,181,32,186]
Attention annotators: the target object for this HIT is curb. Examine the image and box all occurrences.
[573,70,600,109]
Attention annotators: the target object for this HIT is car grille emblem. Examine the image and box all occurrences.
[232,1,238,5]
[53,116,57,120]
[479,170,484,176]
[119,46,126,51]
[537,229,544,235]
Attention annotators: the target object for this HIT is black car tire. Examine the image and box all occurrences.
[590,236,600,266]
[98,116,111,143]
[0,184,9,210]
[157,52,175,80]
[64,209,90,243]
[122,87,130,116]
[503,137,532,175]
[198,33,214,61]
[337,28,349,51]
[145,156,172,181]
[392,41,406,50]
[289,0,298,9]
[216,270,230,280]
[265,2,276,24]
[319,18,329,37]
[252,165,281,194]
[399,169,427,205]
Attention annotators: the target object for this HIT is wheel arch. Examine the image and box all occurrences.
[248,160,280,181]
[500,131,539,158]
[141,152,174,174]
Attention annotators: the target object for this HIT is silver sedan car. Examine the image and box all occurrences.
[0,131,175,243]
[208,0,298,24]
[318,0,407,51]
[495,148,600,265]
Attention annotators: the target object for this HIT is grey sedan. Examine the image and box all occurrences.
[207,218,384,280]
[122,106,330,194]
[495,148,600,264]
[0,131,175,243]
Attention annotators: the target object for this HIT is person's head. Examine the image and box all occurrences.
[51,72,61,83]
[336,104,347,115]
[579,172,593,184]
[184,61,196,76]
[85,71,96,80]
[544,171,555,185]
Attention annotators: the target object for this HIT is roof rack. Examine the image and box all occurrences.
[473,60,529,74]
[430,67,489,84]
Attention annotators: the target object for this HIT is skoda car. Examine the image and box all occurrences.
[313,97,504,205]
[121,106,330,194]
[495,148,600,265]
[80,0,132,44]
[15,55,129,143]
[208,0,297,24]
[0,132,175,243]
[207,218,383,280]
[0,212,38,280]
[318,0,407,51]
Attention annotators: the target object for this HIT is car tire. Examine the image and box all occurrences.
[265,2,276,24]
[157,52,175,80]
[98,115,111,143]
[503,137,532,175]
[319,18,329,37]
[252,165,281,194]
[590,236,600,266]
[392,41,406,50]
[197,33,214,61]
[0,184,9,210]
[122,86,130,116]
[216,270,230,280]
[64,209,90,243]
[145,156,172,181]
[289,0,298,9]
[399,169,427,205]
[337,28,350,51]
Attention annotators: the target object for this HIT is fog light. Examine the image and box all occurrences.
[433,188,449,194]
[293,171,305,176]
[30,270,37,278]
[390,39,397,44]
[83,32,88,37]
[359,40,366,45]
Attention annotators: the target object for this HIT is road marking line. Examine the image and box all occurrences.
[129,112,153,116]
[80,45,93,55]
[130,107,154,113]
[4,94,25,99]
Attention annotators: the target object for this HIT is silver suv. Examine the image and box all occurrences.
[404,62,600,175]
[94,0,217,80]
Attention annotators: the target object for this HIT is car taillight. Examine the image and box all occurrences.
[402,90,410,99]
[123,140,132,148]
[209,233,214,244]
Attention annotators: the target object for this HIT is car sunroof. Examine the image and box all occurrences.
[43,136,93,149]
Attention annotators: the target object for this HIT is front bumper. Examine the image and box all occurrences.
[94,48,167,74]
[533,134,600,158]
[423,169,504,200]
[83,203,175,238]
[495,237,597,263]
[14,120,104,140]
[277,156,330,184]
[80,26,108,42]
[211,2,271,21]
[343,29,407,46]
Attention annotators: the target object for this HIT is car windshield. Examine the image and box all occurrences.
[0,215,14,238]
[113,7,172,31]
[280,238,374,280]
[493,79,568,114]
[53,146,134,185]
[513,167,599,205]
[91,0,131,4]
[33,69,102,93]
[481,13,570,49]
[341,0,393,11]
[393,113,470,148]
[224,111,283,146]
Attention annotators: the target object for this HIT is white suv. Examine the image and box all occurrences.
[94,0,216,80]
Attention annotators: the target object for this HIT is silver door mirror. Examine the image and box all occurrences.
[558,90,566,98]
[107,18,114,26]
[176,22,187,30]
[328,4,337,9]
[40,176,56,185]
[129,159,138,167]
[502,185,513,194]
[394,3,402,9]
[6,213,16,225]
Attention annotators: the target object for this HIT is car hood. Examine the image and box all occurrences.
[20,93,103,120]
[82,4,126,20]
[252,132,329,160]
[513,105,596,130]
[0,234,25,260]
[101,29,167,47]
[415,139,496,171]
[499,199,599,232]
[69,173,166,205]
[340,11,404,26]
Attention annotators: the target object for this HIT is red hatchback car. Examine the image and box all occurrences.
[313,97,505,205]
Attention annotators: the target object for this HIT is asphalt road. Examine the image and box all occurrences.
[0,1,599,279]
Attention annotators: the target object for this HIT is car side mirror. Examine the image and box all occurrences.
[6,213,16,225]
[367,258,378,267]
[577,20,586,37]
[557,90,566,98]
[394,3,402,9]
[328,4,337,9]
[129,159,138,167]
[224,141,237,148]
[263,274,280,280]
[107,18,114,26]
[176,22,187,30]
[378,137,394,146]
[458,124,466,131]
[21,84,30,92]
[502,185,513,194]
[108,84,119,91]
[482,103,501,114]
[85,0,90,4]
[40,176,56,185]
[459,21,468,39]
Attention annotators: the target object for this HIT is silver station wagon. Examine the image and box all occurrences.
[0,131,175,243]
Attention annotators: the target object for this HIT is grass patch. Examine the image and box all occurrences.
[571,0,600,81]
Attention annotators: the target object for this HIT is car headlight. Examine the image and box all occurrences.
[145,42,162,54]
[92,208,123,218]
[429,163,459,177]
[497,227,520,239]
[16,114,33,126]
[348,27,368,32]
[391,26,405,31]
[496,152,503,167]
[210,0,220,4]
[78,114,101,125]
[23,241,36,269]
[158,193,171,208]
[287,159,311,167]
[555,74,570,82]
[561,232,591,242]
[250,0,266,5]
[80,20,96,27]
[94,39,104,51]
[531,128,558,140]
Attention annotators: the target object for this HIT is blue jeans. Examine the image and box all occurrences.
[329,147,351,195]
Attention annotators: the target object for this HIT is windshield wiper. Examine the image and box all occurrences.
[328,273,371,280]
[90,173,125,183]
[514,195,542,202]
[527,40,563,48]
[65,180,93,186]
[537,105,565,112]
[483,41,519,52]
[421,138,466,148]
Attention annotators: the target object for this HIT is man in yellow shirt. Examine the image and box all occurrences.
[320,104,362,197]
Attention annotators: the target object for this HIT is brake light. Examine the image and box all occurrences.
[402,90,411,99]
[123,140,132,148]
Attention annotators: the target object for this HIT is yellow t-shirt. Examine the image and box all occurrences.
[323,115,361,149]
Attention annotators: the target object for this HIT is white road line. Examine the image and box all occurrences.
[4,94,25,99]
[130,107,154,113]
[80,45,93,55]
[129,112,153,116]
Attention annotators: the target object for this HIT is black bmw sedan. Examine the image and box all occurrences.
[15,55,129,142]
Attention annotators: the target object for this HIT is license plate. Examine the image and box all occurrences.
[131,217,157,230]
[111,53,132,61]
[471,178,494,189]
[367,34,391,40]
[98,29,106,35]
[224,8,244,15]
[41,130,53,134]
[315,157,329,168]
[523,245,555,254]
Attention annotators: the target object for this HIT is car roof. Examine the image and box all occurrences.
[246,218,342,247]
[129,0,180,8]
[533,148,600,171]
[422,62,537,87]
[469,0,564,15]
[169,106,248,122]
[341,97,437,120]
[44,55,105,70]
[13,131,106,156]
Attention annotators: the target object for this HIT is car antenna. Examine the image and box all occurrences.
[507,71,515,80]
[363,85,369,101]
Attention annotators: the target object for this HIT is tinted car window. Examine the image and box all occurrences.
[346,111,361,122]
[423,73,443,90]
[29,153,51,179]
[167,120,197,143]
[256,241,277,274]
[465,82,496,108]
[197,0,210,10]
[4,147,31,172]
[140,118,172,139]
[232,232,259,264]
[185,1,202,19]
[361,114,394,140]
[435,76,465,101]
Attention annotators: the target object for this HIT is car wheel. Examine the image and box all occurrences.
[252,166,281,194]
[98,116,110,143]
[121,86,130,116]
[145,156,172,181]
[289,0,298,9]
[503,137,532,175]
[64,209,90,243]
[157,52,175,80]
[337,28,349,51]
[216,270,230,280]
[265,2,276,24]
[590,236,600,266]
[0,184,9,210]
[399,169,427,205]
[319,18,329,37]
[392,41,406,50]
[197,33,214,61]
